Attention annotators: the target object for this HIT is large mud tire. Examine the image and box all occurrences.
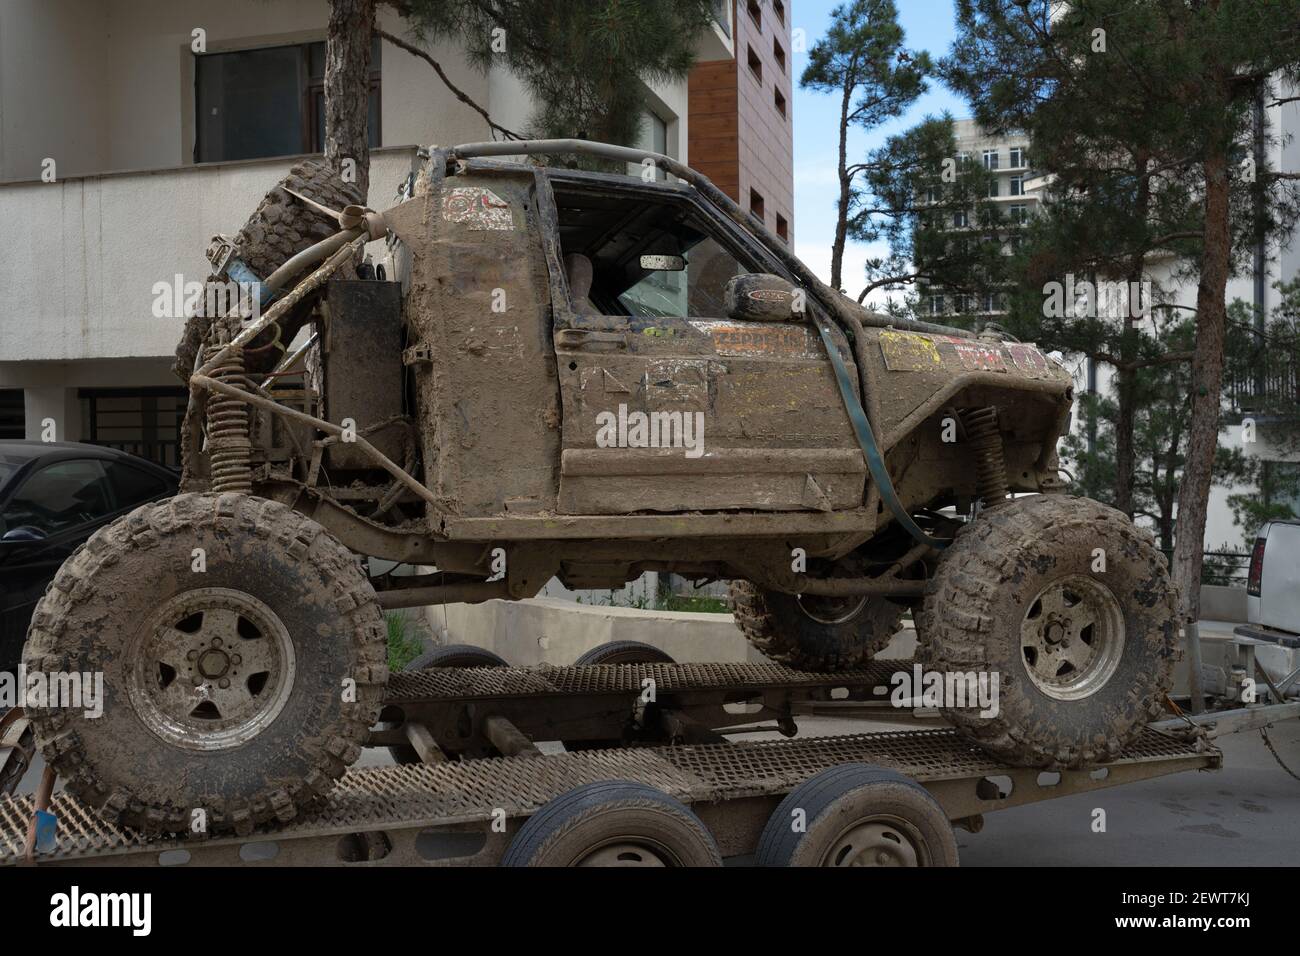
[916,495,1179,769]
[172,159,363,382]
[21,493,388,835]
[728,581,905,671]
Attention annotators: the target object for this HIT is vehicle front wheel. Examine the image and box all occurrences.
[728,580,905,671]
[915,494,1179,768]
[21,493,388,834]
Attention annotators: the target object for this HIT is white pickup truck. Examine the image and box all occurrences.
[1237,519,1300,647]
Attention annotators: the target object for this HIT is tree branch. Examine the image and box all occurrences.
[376,28,522,141]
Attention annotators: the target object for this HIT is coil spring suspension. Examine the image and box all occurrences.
[958,406,1009,509]
[207,346,253,494]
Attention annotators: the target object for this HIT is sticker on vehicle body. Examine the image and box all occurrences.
[1007,343,1052,377]
[442,187,514,230]
[688,320,821,359]
[951,343,1009,372]
[879,330,943,371]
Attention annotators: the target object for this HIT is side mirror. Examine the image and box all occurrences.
[724,273,805,323]
[639,254,686,272]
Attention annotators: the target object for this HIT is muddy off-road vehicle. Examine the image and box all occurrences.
[21,140,1178,834]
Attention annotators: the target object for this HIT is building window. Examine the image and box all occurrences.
[774,87,787,118]
[1005,234,1024,255]
[750,189,765,221]
[747,0,762,29]
[776,213,789,241]
[988,178,1000,198]
[1009,175,1024,196]
[1009,147,1025,168]
[0,389,23,439]
[747,45,763,82]
[982,292,1004,313]
[982,149,999,171]
[195,39,381,164]
[953,209,968,228]
[774,0,787,23]
[927,294,944,316]
[773,38,786,73]
[79,388,188,468]
[1009,204,1028,223]
[954,294,972,313]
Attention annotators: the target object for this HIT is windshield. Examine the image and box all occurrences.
[617,234,747,319]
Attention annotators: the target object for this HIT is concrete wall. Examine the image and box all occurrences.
[425,596,918,667]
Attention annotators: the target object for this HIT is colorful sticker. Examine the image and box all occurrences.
[442,187,514,230]
[951,343,1009,372]
[879,330,944,371]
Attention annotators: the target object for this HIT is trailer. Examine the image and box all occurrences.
[0,654,1238,867]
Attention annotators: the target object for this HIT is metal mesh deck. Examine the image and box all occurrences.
[385,660,905,702]
[0,727,1205,864]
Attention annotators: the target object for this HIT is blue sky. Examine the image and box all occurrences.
[790,0,967,302]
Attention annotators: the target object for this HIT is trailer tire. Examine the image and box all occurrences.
[500,781,722,867]
[565,642,676,752]
[387,645,507,764]
[573,641,676,666]
[915,494,1179,769]
[21,493,388,835]
[755,764,958,867]
[728,580,905,671]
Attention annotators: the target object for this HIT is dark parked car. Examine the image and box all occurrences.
[0,442,178,674]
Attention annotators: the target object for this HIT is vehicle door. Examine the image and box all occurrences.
[547,178,865,515]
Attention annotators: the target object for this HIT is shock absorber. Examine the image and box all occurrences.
[959,406,1009,509]
[207,345,253,494]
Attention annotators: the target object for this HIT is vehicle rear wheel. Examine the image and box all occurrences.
[728,580,905,671]
[21,493,387,835]
[915,494,1179,768]
[500,781,722,867]
[755,764,958,867]
[387,644,507,764]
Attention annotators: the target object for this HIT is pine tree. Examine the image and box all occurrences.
[801,0,930,292]
[944,0,1300,620]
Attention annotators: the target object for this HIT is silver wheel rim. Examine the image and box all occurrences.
[796,593,868,626]
[129,587,297,751]
[1020,574,1125,701]
[820,818,922,867]
[576,840,673,867]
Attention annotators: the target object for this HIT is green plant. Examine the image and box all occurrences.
[386,611,425,672]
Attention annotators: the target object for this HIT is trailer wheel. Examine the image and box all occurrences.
[755,764,958,867]
[916,495,1179,768]
[728,580,905,671]
[573,641,676,666]
[500,781,722,867]
[565,642,676,752]
[21,493,387,835]
[387,644,507,765]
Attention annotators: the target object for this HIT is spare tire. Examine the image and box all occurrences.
[172,159,363,382]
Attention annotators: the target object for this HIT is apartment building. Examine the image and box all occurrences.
[689,0,794,243]
[920,119,1038,322]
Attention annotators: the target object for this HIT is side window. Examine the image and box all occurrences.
[3,460,113,536]
[617,235,749,319]
[106,462,170,510]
